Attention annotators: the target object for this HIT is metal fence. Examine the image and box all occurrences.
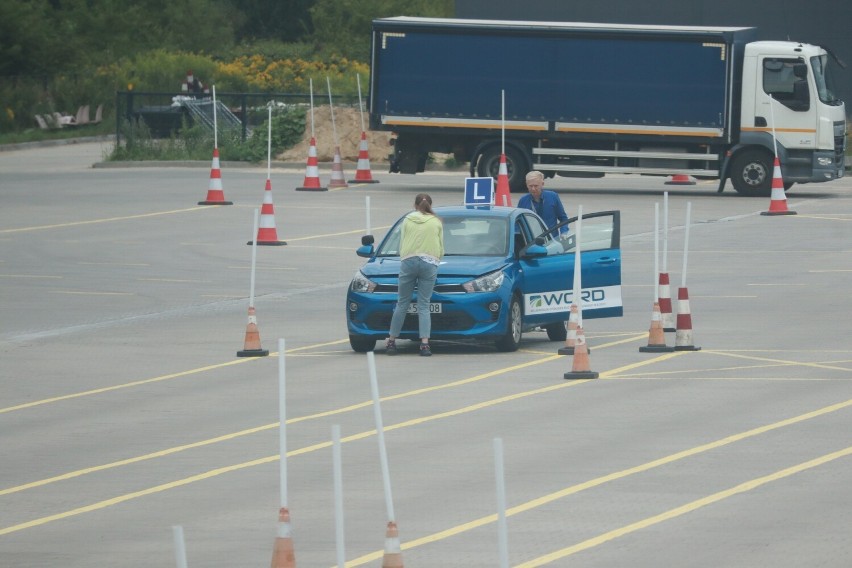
[114,91,361,145]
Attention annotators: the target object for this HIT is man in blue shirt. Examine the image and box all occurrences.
[517,170,568,237]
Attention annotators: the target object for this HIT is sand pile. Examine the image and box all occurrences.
[278,105,393,163]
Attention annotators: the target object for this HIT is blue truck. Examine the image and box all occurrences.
[369,17,846,195]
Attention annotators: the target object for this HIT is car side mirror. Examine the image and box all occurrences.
[524,244,548,258]
[356,245,374,258]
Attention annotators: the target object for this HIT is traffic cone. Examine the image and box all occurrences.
[761,156,797,216]
[326,145,348,189]
[665,174,696,186]
[639,301,675,353]
[557,304,580,355]
[296,137,326,191]
[270,507,296,568]
[382,521,403,568]
[198,148,233,205]
[658,272,675,332]
[248,178,287,246]
[563,326,599,380]
[674,287,701,351]
[495,153,513,206]
[349,131,379,183]
[237,306,269,357]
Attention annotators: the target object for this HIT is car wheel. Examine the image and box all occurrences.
[349,334,376,353]
[545,321,567,342]
[495,296,522,352]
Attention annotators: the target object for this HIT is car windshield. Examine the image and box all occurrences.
[376,215,509,257]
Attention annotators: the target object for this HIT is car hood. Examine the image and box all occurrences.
[360,255,508,279]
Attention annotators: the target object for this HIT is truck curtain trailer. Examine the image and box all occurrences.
[369,16,846,195]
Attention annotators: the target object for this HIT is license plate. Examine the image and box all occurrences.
[407,303,442,314]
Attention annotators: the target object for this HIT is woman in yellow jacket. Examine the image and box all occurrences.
[386,193,444,356]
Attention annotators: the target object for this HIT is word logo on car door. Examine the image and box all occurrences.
[525,286,622,315]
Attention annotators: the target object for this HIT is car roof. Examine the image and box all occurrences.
[433,205,517,218]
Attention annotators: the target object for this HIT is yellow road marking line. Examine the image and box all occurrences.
[49,290,134,296]
[0,207,210,234]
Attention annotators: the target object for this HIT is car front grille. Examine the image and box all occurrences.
[373,283,467,293]
[364,311,475,332]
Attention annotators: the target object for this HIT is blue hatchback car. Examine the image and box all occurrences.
[346,205,623,352]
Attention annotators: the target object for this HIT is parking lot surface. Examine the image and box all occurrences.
[2,142,851,567]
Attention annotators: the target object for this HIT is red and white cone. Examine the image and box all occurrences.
[665,174,696,186]
[237,306,269,357]
[248,178,286,246]
[658,272,675,332]
[198,148,233,205]
[349,131,379,183]
[557,304,580,355]
[382,521,404,568]
[640,301,675,353]
[761,156,797,216]
[563,326,599,380]
[674,287,701,351]
[495,153,512,207]
[296,137,326,191]
[326,145,349,189]
[270,507,296,568]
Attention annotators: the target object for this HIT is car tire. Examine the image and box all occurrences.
[495,296,522,352]
[545,321,568,342]
[349,334,376,353]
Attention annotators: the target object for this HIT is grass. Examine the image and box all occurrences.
[0,121,114,146]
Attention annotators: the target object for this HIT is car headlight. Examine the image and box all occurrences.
[350,271,377,293]
[462,269,504,292]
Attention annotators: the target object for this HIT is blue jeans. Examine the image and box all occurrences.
[389,257,438,339]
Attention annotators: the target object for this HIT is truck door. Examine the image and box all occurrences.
[755,57,816,146]
[519,211,623,326]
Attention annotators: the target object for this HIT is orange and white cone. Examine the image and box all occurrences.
[761,156,797,216]
[639,301,675,353]
[349,131,379,184]
[674,287,701,351]
[248,179,286,246]
[557,304,580,355]
[237,306,269,357]
[382,521,403,568]
[198,148,233,205]
[296,137,326,191]
[563,326,599,380]
[326,145,349,189]
[665,174,696,186]
[495,153,512,206]
[270,507,296,568]
[658,272,675,332]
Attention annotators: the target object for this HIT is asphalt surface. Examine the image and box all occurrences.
[2,141,851,567]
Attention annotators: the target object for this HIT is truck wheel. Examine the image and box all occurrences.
[730,150,773,196]
[495,296,522,352]
[476,146,529,193]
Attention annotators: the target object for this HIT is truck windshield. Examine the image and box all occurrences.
[811,54,842,106]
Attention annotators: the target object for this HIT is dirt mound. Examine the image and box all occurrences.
[278,105,392,163]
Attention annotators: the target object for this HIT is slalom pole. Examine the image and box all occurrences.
[365,195,371,235]
[654,203,659,302]
[573,205,584,326]
[681,202,691,289]
[367,352,396,523]
[501,89,505,155]
[494,438,509,568]
[357,73,365,133]
[173,525,188,568]
[309,78,315,140]
[267,104,272,180]
[333,424,345,568]
[327,76,339,148]
[249,209,258,308]
[212,85,218,150]
[278,337,288,511]
[662,192,669,274]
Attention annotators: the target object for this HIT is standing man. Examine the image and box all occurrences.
[517,170,569,237]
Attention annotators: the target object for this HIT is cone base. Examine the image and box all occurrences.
[237,348,269,357]
[247,241,287,246]
[674,345,702,351]
[198,200,234,205]
[349,179,380,184]
[760,210,797,216]
[564,371,599,380]
[639,345,675,353]
[558,346,591,355]
[295,186,328,192]
[664,181,696,186]
[663,327,676,332]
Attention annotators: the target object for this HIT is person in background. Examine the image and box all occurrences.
[386,193,444,357]
[517,170,569,237]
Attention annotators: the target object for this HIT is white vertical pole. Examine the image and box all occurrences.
[172,525,188,568]
[573,205,584,326]
[662,192,669,273]
[333,424,345,568]
[309,78,315,139]
[681,202,692,288]
[494,438,509,568]
[365,195,371,235]
[327,76,339,147]
[357,74,365,132]
[654,203,659,302]
[267,104,272,180]
[249,209,259,307]
[367,352,395,522]
[769,95,779,157]
[278,338,288,509]
[501,90,505,155]
[212,85,218,149]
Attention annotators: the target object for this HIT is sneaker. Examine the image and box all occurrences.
[419,343,432,357]
[386,339,398,355]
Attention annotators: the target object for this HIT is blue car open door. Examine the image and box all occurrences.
[519,211,623,326]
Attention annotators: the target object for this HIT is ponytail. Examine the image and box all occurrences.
[414,193,434,215]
